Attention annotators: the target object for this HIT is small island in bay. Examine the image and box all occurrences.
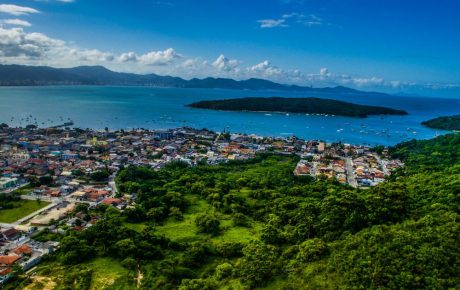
[187,97,408,118]
[422,114,460,131]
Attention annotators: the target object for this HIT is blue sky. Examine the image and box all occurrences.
[1,0,460,95]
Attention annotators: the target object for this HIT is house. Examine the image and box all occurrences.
[1,228,19,241]
[0,267,13,285]
[12,245,32,256]
[0,177,18,190]
[0,255,20,267]
[101,198,121,206]
[293,162,311,176]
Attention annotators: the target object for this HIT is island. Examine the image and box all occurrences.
[187,97,408,118]
[421,114,460,131]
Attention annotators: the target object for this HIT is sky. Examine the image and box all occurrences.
[0,0,460,96]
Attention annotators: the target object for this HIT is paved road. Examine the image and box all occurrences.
[373,154,389,175]
[108,173,118,195]
[345,157,358,188]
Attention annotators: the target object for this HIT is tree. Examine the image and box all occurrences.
[296,238,328,262]
[232,212,248,227]
[39,175,53,186]
[169,207,184,221]
[114,238,137,259]
[215,263,233,280]
[215,242,243,258]
[90,170,110,181]
[59,235,94,264]
[238,240,280,287]
[195,213,220,235]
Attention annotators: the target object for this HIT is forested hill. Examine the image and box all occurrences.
[187,97,408,117]
[421,114,460,131]
[0,64,387,96]
[9,133,460,289]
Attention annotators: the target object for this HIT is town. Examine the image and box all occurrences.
[0,124,403,284]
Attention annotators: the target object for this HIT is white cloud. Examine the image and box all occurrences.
[319,67,329,77]
[138,48,181,66]
[69,49,114,62]
[2,18,32,27]
[302,14,323,26]
[0,26,456,92]
[212,54,241,72]
[57,0,75,2]
[118,51,138,62]
[0,4,39,16]
[0,27,64,58]
[249,60,282,77]
[265,12,325,28]
[257,19,287,28]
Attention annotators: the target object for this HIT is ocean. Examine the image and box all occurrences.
[0,86,459,146]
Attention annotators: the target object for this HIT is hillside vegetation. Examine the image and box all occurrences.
[187,97,408,117]
[422,114,460,131]
[8,134,460,290]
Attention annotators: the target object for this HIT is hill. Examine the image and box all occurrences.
[8,134,460,290]
[187,97,408,117]
[421,114,460,131]
[0,64,387,96]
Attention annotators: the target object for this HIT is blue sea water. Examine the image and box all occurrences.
[0,86,459,146]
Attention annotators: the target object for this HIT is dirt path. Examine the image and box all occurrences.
[136,263,143,288]
[24,276,56,290]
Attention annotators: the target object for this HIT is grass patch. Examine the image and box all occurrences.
[85,257,131,289]
[31,229,61,242]
[27,258,133,290]
[123,194,261,244]
[11,184,33,196]
[213,223,259,243]
[156,196,212,242]
[123,222,148,233]
[0,200,50,223]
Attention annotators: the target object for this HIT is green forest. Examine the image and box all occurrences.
[187,97,408,117]
[8,134,460,289]
[422,114,460,131]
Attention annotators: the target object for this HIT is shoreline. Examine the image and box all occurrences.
[0,123,450,148]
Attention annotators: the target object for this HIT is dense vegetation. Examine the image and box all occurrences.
[187,97,408,117]
[422,114,460,131]
[8,134,460,289]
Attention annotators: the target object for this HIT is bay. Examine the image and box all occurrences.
[0,86,459,146]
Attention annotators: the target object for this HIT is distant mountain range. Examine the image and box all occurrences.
[0,64,386,96]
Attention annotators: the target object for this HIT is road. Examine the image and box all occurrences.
[373,154,389,175]
[345,157,358,188]
[108,173,118,195]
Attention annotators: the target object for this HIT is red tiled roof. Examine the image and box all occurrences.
[12,244,32,255]
[101,198,121,205]
[0,267,12,276]
[0,255,20,266]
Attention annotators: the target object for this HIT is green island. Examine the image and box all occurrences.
[6,133,460,290]
[422,114,460,131]
[187,97,408,117]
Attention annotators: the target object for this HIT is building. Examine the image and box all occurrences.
[0,178,18,190]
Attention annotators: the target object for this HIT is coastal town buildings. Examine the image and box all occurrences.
[0,124,404,281]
